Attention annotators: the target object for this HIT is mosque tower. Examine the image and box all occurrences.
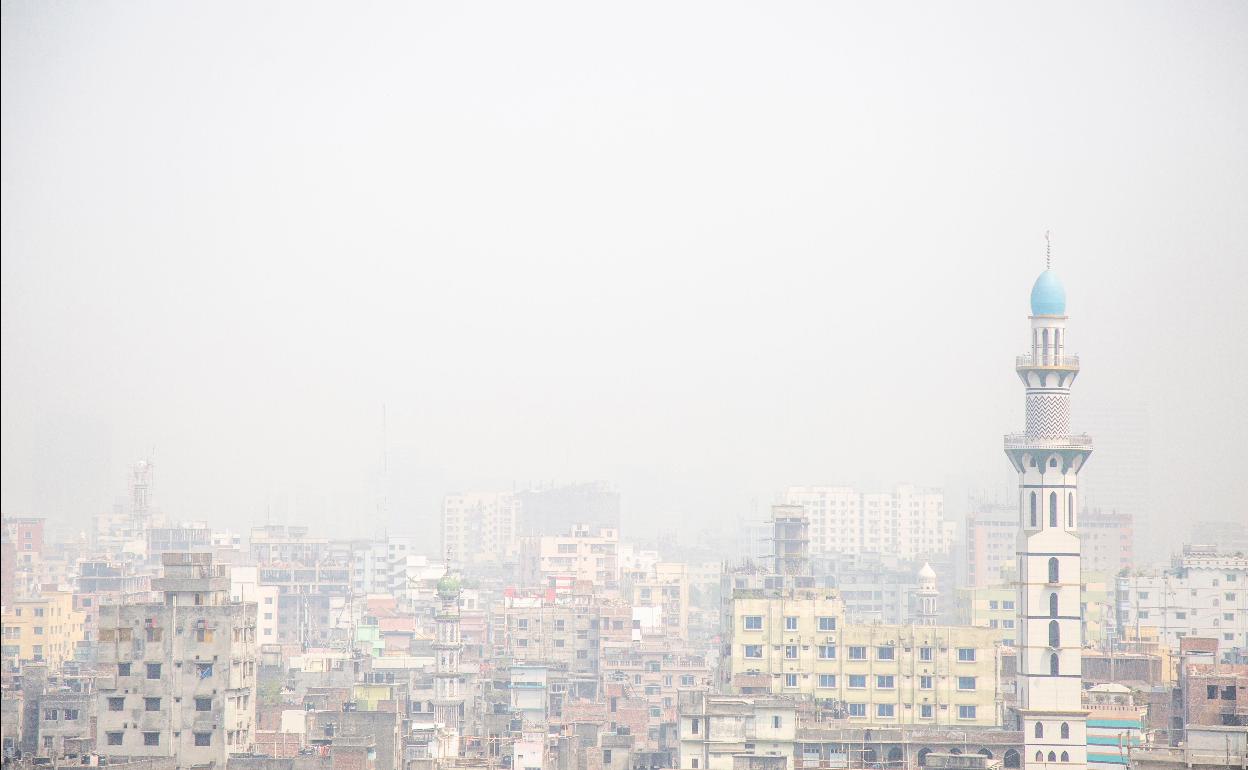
[1005,253,1092,769]
[916,562,938,625]
[433,571,466,754]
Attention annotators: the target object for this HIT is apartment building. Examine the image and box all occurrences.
[442,491,521,565]
[95,553,258,765]
[727,590,1003,725]
[785,485,954,560]
[965,505,1018,588]
[630,562,691,641]
[1116,546,1248,657]
[1,591,85,669]
[519,525,620,593]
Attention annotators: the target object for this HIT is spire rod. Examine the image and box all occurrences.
[1045,230,1052,270]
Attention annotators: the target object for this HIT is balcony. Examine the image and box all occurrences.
[1016,354,1079,369]
[1003,433,1093,451]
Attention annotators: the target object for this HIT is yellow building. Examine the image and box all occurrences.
[1,591,85,668]
[957,574,1111,649]
[728,589,1003,726]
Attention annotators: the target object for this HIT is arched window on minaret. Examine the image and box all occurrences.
[1060,752,1069,762]
[1048,620,1060,648]
[1049,491,1058,528]
[1060,722,1070,739]
[1050,593,1059,617]
[1068,493,1074,528]
[1054,329,1061,355]
[1048,557,1059,583]
[1042,329,1050,363]
[1048,752,1057,762]
[1050,653,1060,676]
[1035,752,1043,764]
[1034,723,1044,739]
[1030,493,1038,527]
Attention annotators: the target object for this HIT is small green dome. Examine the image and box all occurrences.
[436,574,461,599]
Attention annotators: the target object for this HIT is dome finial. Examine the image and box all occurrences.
[1045,230,1051,270]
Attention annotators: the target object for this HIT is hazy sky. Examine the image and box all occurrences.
[3,2,1246,557]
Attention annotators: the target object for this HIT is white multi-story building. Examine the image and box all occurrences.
[1005,262,1091,769]
[230,565,280,645]
[1116,545,1248,656]
[441,491,520,565]
[785,485,954,559]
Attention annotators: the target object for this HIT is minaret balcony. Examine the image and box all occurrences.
[1004,434,1093,451]
[1016,354,1079,370]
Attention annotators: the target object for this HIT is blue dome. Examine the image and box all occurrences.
[1030,270,1066,315]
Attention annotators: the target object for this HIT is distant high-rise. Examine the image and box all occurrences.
[441,491,521,565]
[784,484,954,560]
[1005,262,1090,769]
[516,481,621,537]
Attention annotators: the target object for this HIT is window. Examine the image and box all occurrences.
[848,646,867,660]
[1060,752,1069,762]
[771,715,782,729]
[920,675,933,690]
[107,732,123,746]
[877,646,895,661]
[1060,722,1070,739]
[783,673,798,688]
[108,697,124,711]
[691,718,700,735]
[1067,493,1074,527]
[919,646,933,661]
[44,709,58,721]
[847,703,866,717]
[920,704,933,718]
[818,645,836,659]
[785,616,798,631]
[876,675,895,689]
[1048,620,1060,648]
[1049,491,1058,528]
[958,705,977,720]
[1207,685,1219,699]
[957,676,976,691]
[785,645,798,659]
[145,697,160,711]
[1002,600,1015,610]
[146,663,161,679]
[692,760,699,769]
[196,697,212,712]
[819,674,836,688]
[1029,493,1037,527]
[744,645,763,659]
[1050,593,1059,617]
[744,616,763,630]
[818,616,837,632]
[989,600,999,610]
[194,732,211,747]
[143,732,160,746]
[63,709,79,721]
[957,648,976,662]
[1035,722,1045,738]
[681,675,695,686]
[877,704,895,718]
[1050,653,1060,676]
[848,675,866,689]
[1048,557,1059,584]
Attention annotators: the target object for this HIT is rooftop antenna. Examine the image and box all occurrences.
[1045,230,1052,270]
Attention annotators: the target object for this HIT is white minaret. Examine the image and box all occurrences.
[1005,251,1092,769]
[916,562,938,625]
[433,571,465,755]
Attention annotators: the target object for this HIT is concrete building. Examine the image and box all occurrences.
[519,525,620,593]
[1083,684,1146,770]
[784,485,954,560]
[1004,263,1091,768]
[966,505,1018,589]
[725,588,1003,726]
[230,566,281,645]
[441,491,521,565]
[516,481,621,537]
[1079,510,1135,576]
[678,693,796,770]
[95,552,258,767]
[1,591,85,670]
[630,562,692,641]
[1115,545,1248,657]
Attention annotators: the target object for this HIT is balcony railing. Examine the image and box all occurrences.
[1004,433,1093,450]
[1016,354,1080,369]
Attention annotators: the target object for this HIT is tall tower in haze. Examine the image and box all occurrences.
[1005,257,1092,769]
[433,571,466,755]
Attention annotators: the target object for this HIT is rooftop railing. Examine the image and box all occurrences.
[1016,354,1080,369]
